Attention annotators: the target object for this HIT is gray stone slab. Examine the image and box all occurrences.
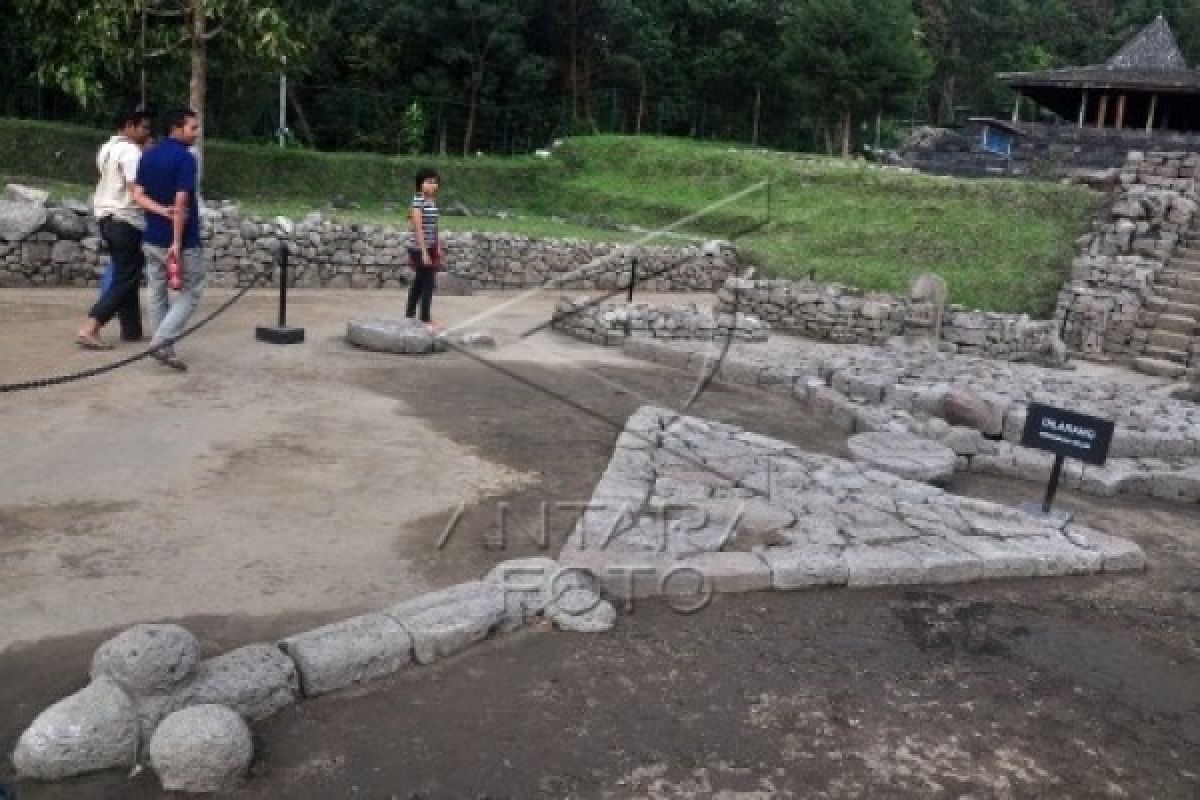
[760,546,848,590]
[346,317,445,354]
[280,613,413,697]
[678,552,772,593]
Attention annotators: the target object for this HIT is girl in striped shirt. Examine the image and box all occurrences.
[406,167,442,329]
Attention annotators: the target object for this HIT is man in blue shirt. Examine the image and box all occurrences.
[133,108,205,371]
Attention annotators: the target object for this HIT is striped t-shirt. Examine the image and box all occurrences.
[411,194,438,249]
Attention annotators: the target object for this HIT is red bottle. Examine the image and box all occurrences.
[166,251,182,291]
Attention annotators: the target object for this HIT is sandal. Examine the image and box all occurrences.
[76,333,114,350]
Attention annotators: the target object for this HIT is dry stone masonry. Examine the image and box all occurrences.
[713,279,1063,361]
[1054,151,1200,375]
[551,297,768,345]
[558,406,1144,598]
[622,335,1200,503]
[0,189,739,293]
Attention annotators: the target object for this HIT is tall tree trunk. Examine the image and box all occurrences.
[636,63,646,135]
[569,0,580,124]
[287,87,316,146]
[823,124,833,155]
[189,0,207,183]
[939,74,955,126]
[751,86,761,146]
[840,110,852,158]
[463,78,479,156]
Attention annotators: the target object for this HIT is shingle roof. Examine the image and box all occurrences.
[999,16,1200,93]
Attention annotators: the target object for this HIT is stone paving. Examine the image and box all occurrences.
[558,407,1145,598]
[619,335,1200,502]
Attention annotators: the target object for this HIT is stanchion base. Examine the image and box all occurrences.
[1018,502,1072,528]
[256,325,305,345]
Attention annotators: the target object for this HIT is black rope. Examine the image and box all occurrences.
[0,285,254,394]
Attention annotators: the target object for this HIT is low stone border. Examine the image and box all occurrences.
[11,561,615,792]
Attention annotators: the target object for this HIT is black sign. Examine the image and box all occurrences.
[1020,402,1114,466]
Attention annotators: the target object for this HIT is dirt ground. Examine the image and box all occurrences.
[1,289,1198,799]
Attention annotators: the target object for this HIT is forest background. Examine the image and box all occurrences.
[3,1,1199,156]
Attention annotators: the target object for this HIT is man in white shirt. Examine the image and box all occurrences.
[76,107,154,349]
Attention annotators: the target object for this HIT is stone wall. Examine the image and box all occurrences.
[1053,151,1200,357]
[901,120,1200,178]
[0,198,739,292]
[551,297,768,346]
[713,280,906,345]
[711,278,1059,359]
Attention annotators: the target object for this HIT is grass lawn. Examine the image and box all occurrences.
[2,130,1100,315]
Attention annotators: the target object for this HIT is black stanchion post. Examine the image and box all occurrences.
[1041,454,1065,513]
[256,238,305,344]
[628,257,637,303]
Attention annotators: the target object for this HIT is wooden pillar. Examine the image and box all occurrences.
[1115,94,1127,130]
[1146,94,1158,132]
[1078,90,1089,128]
[1012,93,1022,123]
[1095,94,1108,128]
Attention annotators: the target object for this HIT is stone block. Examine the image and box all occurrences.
[173,644,299,721]
[280,614,413,697]
[760,546,848,589]
[677,552,772,593]
[385,581,507,665]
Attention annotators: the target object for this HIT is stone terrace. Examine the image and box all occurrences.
[615,335,1200,502]
[559,407,1145,597]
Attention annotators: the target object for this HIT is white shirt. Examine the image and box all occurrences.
[93,135,144,228]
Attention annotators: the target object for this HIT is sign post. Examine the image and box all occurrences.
[1019,402,1115,522]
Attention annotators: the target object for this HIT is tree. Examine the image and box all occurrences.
[782,0,930,155]
[14,0,300,166]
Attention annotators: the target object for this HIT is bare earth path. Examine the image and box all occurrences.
[1,289,1198,798]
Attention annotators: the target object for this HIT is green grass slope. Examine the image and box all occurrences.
[0,120,1098,314]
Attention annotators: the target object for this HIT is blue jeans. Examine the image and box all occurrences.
[144,244,208,346]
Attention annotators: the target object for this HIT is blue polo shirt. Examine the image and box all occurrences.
[136,138,200,249]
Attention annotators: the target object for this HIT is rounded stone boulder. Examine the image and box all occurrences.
[346,317,445,355]
[91,623,201,694]
[149,705,253,794]
[13,678,138,780]
[846,431,957,485]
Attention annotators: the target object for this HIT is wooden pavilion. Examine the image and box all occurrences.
[998,16,1200,133]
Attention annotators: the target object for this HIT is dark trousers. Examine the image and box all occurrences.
[406,268,437,323]
[89,217,144,339]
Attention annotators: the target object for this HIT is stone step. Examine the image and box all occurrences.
[1156,313,1199,335]
[1166,301,1200,318]
[1162,272,1200,292]
[1143,345,1190,365]
[1134,356,1189,378]
[1162,287,1200,307]
[1150,329,1192,351]
[1170,257,1200,273]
